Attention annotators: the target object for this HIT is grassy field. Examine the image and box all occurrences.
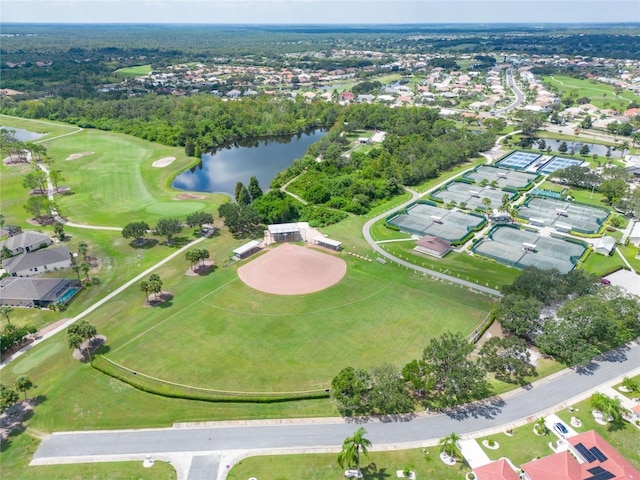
[229,446,472,480]
[542,75,640,110]
[2,433,176,480]
[114,64,152,77]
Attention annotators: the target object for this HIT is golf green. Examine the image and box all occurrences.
[144,201,206,216]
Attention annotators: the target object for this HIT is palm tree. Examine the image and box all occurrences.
[185,250,198,269]
[71,264,82,281]
[139,280,150,300]
[197,248,210,266]
[534,417,548,435]
[80,262,91,282]
[337,427,371,477]
[439,432,460,459]
[148,274,162,300]
[68,320,97,362]
[77,242,88,260]
[14,375,33,401]
[67,332,84,357]
[0,306,13,326]
[591,392,629,426]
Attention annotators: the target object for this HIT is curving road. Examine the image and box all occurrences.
[494,68,526,115]
[32,342,640,478]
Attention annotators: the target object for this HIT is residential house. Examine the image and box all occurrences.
[0,277,81,308]
[474,458,520,480]
[3,245,72,277]
[521,430,640,480]
[0,231,52,256]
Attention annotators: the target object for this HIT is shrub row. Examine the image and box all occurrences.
[92,356,330,403]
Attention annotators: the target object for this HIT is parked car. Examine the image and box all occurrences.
[345,469,363,478]
[554,422,569,435]
[601,278,611,285]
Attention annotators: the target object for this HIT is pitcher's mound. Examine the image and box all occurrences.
[238,243,346,295]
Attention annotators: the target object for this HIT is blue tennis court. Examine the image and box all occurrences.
[537,156,584,175]
[496,151,541,170]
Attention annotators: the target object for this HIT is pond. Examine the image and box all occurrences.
[0,126,46,142]
[538,138,624,158]
[172,129,325,197]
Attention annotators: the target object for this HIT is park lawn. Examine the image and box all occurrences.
[370,221,413,242]
[542,75,640,110]
[2,433,176,480]
[555,398,640,469]
[379,240,519,290]
[114,64,152,77]
[618,244,640,272]
[477,422,555,467]
[582,250,625,277]
[228,447,471,480]
[105,251,493,391]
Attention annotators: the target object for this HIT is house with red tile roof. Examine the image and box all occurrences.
[474,458,520,480]
[521,430,640,480]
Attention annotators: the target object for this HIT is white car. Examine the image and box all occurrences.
[345,469,363,478]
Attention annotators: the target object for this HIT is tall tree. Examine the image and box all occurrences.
[331,367,372,417]
[439,432,460,459]
[139,280,150,300]
[0,384,19,413]
[248,176,263,201]
[185,211,213,230]
[0,306,13,326]
[53,221,65,241]
[77,242,89,260]
[148,274,163,300]
[155,217,183,244]
[14,375,33,401]
[337,427,371,478]
[479,336,536,384]
[235,182,252,206]
[122,221,150,244]
[68,320,97,361]
[421,332,489,407]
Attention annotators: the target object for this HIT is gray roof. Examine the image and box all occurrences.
[3,245,71,273]
[268,223,300,234]
[0,277,72,301]
[0,231,51,251]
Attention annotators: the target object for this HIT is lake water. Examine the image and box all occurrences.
[172,129,325,197]
[0,126,46,142]
[539,138,624,158]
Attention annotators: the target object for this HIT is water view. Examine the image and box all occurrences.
[539,138,624,158]
[172,129,325,197]
[0,126,46,142]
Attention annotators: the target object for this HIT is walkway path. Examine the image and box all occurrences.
[279,174,308,205]
[0,235,206,369]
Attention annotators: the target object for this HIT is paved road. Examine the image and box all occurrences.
[494,68,525,115]
[33,342,640,467]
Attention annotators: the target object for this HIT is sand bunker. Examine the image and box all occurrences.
[66,151,94,160]
[237,243,346,295]
[152,156,176,168]
[175,193,205,200]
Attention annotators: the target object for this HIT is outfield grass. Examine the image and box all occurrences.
[229,446,471,480]
[542,75,640,110]
[2,433,176,480]
[114,64,152,77]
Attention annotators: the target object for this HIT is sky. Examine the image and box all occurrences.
[2,0,639,24]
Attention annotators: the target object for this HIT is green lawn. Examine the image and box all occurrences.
[582,250,625,276]
[2,433,175,480]
[114,64,152,77]
[229,447,471,480]
[542,75,640,110]
[618,244,640,272]
[477,422,555,466]
[0,114,81,140]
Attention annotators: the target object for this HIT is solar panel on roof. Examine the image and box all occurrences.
[591,447,608,463]
[585,466,615,480]
[575,443,597,463]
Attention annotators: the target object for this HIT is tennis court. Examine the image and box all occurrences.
[517,197,609,234]
[387,203,485,242]
[464,165,538,189]
[432,181,512,210]
[473,225,586,273]
[496,151,542,170]
[537,156,584,175]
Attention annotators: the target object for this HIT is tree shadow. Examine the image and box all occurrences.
[362,463,391,480]
[146,292,174,308]
[596,343,630,364]
[166,237,190,248]
[444,397,505,421]
[130,238,158,249]
[193,263,217,276]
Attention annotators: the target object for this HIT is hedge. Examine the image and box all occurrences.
[92,356,330,403]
